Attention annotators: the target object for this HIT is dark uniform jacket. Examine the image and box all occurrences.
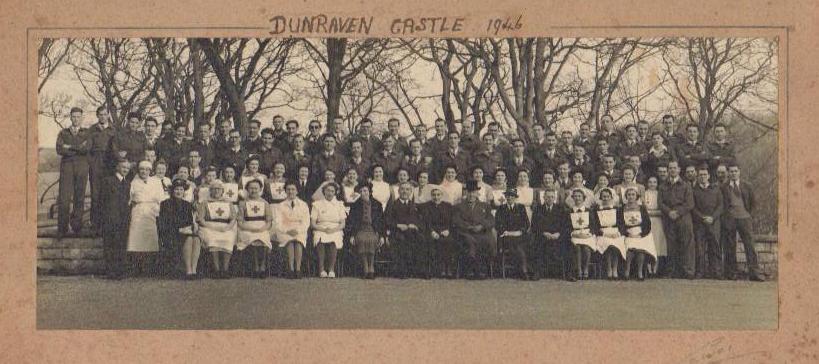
[88,123,117,167]
[422,201,454,235]
[218,147,250,176]
[372,149,405,183]
[535,149,566,185]
[190,138,217,170]
[255,145,284,176]
[345,199,385,236]
[495,203,530,234]
[692,183,724,236]
[427,135,449,157]
[504,156,537,187]
[384,199,424,232]
[110,129,147,163]
[617,139,646,159]
[56,127,90,162]
[692,183,724,222]
[472,149,504,183]
[435,148,471,183]
[532,203,570,238]
[346,156,372,182]
[400,154,433,182]
[100,174,131,231]
[659,177,695,217]
[721,180,755,217]
[158,196,195,247]
[284,151,312,180]
[311,151,347,183]
[156,137,191,173]
[452,200,495,233]
[706,140,736,168]
[459,133,484,155]
[675,140,711,168]
[242,136,263,154]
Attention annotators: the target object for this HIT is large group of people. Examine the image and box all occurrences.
[55,107,766,282]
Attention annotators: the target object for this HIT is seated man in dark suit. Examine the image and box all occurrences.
[531,188,573,281]
[423,186,456,278]
[453,180,497,279]
[384,182,426,278]
[495,188,532,280]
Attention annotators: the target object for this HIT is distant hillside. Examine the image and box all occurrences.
[38,148,60,173]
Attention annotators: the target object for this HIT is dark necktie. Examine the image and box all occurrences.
[291,200,295,208]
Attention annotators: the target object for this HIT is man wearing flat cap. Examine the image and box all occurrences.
[495,188,533,280]
[453,180,497,279]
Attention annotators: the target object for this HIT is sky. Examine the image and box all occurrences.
[37,38,778,147]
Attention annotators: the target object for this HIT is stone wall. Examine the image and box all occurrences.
[37,233,780,278]
[738,234,778,279]
[37,236,104,275]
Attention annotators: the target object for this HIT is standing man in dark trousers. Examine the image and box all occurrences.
[531,188,573,281]
[722,164,765,281]
[100,159,132,279]
[692,165,724,279]
[659,160,696,279]
[56,107,91,236]
[87,106,117,234]
[495,189,532,280]
[384,182,426,279]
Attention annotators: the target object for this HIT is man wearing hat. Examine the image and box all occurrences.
[99,158,132,279]
[453,180,497,279]
[495,188,533,280]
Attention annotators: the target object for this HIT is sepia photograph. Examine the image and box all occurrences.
[36,36,779,330]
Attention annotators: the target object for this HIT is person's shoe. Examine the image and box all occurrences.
[256,271,266,279]
[328,271,336,278]
[319,271,328,278]
[295,271,303,279]
[566,275,576,282]
[637,275,645,281]
[750,274,766,282]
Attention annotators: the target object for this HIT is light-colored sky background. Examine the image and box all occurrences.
[38,38,777,147]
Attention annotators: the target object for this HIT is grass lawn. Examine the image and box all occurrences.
[37,275,777,330]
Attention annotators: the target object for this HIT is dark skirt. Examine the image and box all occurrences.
[355,230,379,255]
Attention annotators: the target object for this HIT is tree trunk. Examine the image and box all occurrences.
[199,38,248,136]
[189,38,205,134]
[325,38,347,133]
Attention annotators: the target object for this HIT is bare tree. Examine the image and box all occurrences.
[302,38,390,132]
[661,37,777,140]
[197,38,297,136]
[69,39,158,127]
[38,38,75,92]
[465,38,582,141]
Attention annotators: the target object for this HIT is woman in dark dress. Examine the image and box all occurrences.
[158,178,198,279]
[345,183,385,279]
